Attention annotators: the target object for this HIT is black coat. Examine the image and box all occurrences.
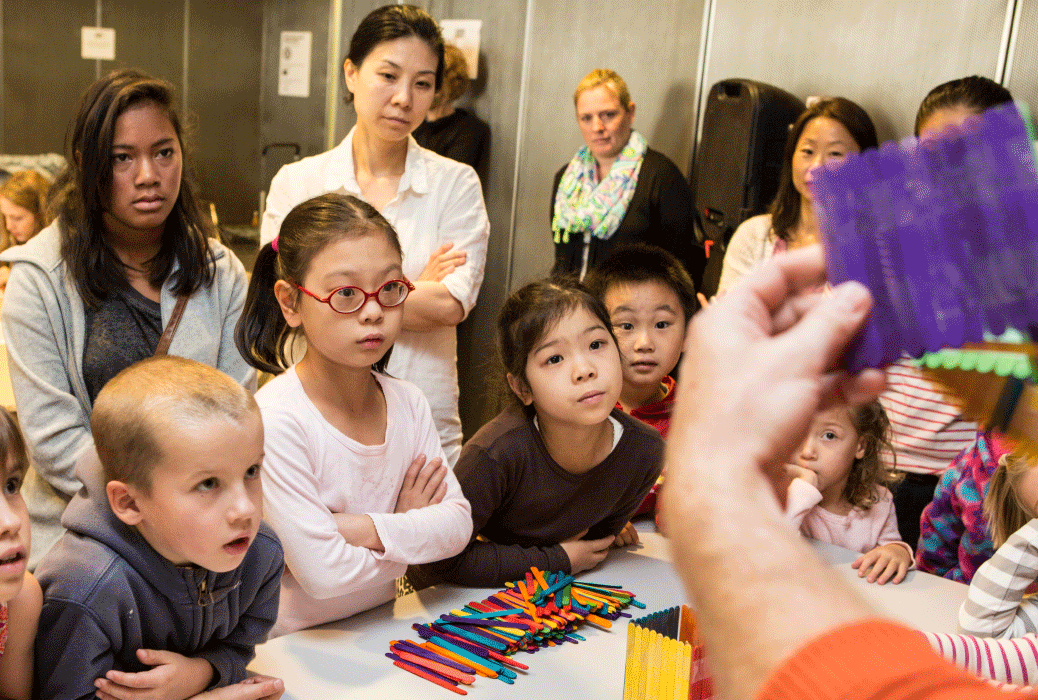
[550,147,704,281]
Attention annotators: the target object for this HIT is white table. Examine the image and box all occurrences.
[249,532,969,698]
[812,540,968,633]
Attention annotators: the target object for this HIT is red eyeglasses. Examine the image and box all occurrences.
[292,279,415,314]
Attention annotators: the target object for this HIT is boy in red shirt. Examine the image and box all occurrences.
[587,243,697,519]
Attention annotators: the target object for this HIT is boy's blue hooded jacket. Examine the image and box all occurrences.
[32,454,283,700]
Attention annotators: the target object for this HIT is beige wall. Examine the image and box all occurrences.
[258,0,1025,436]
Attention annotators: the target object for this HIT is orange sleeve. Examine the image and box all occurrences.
[758,619,1038,700]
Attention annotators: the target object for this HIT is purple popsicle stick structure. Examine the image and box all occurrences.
[813,101,1038,372]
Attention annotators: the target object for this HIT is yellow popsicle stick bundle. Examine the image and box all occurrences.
[623,605,712,700]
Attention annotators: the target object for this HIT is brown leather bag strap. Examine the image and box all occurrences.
[154,295,189,356]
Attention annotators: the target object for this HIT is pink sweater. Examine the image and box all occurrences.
[786,478,912,557]
[257,368,473,637]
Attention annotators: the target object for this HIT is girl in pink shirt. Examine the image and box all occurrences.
[236,193,471,636]
[786,401,912,584]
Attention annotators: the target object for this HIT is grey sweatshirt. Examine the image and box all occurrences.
[0,222,256,566]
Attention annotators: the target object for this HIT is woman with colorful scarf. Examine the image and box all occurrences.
[551,69,700,280]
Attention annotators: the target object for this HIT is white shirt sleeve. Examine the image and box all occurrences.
[717,215,773,295]
[366,385,472,564]
[260,410,402,601]
[260,163,301,246]
[431,165,489,316]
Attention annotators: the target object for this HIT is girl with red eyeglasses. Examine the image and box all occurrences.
[235,193,471,637]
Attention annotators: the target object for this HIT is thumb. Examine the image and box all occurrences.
[770,281,872,377]
[138,648,176,666]
[241,678,284,699]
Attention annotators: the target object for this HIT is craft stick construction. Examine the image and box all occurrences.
[623,605,712,700]
[814,101,1038,372]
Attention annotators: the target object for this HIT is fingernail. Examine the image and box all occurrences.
[834,281,869,311]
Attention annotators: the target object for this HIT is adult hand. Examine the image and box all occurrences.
[666,246,884,506]
[394,454,448,513]
[660,246,883,700]
[418,243,467,283]
[95,650,213,700]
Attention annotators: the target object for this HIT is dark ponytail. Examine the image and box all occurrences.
[235,243,287,374]
[234,193,403,375]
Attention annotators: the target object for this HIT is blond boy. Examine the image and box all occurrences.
[33,357,283,700]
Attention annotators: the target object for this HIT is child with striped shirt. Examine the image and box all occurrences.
[960,452,1038,639]
[911,452,1038,688]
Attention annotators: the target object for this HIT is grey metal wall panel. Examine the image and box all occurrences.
[260,0,330,191]
[424,0,528,434]
[106,0,184,86]
[3,0,262,223]
[3,0,96,154]
[509,0,707,290]
[704,0,1008,143]
[188,1,263,224]
[1006,1,1038,116]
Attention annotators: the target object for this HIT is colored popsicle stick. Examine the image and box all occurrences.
[391,640,476,675]
[389,649,476,685]
[419,641,497,678]
[389,656,467,695]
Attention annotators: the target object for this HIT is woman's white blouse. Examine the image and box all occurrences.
[261,128,490,464]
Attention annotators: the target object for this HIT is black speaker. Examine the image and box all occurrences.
[693,79,804,295]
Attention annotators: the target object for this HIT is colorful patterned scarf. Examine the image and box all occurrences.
[0,603,6,656]
[552,131,647,244]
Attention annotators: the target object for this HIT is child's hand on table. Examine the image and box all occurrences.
[613,520,640,547]
[395,453,448,513]
[852,543,912,585]
[95,649,213,700]
[561,530,613,574]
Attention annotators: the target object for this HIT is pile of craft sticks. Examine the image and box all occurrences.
[386,567,645,694]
